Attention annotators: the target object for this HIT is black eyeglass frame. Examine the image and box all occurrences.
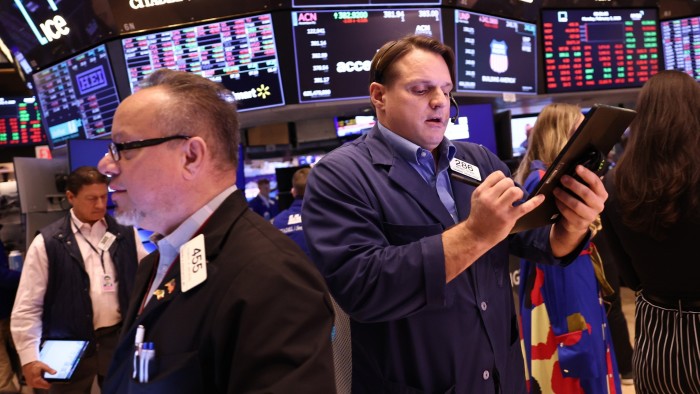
[109,135,191,161]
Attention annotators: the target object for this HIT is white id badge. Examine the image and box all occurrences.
[97,232,116,252]
[180,234,207,293]
[102,274,116,293]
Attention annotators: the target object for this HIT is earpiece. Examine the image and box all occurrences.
[450,94,460,125]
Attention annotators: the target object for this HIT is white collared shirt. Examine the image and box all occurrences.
[11,210,148,366]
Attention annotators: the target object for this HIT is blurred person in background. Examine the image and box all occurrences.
[514,103,621,393]
[601,70,700,393]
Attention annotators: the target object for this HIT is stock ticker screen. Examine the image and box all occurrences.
[292,0,440,6]
[291,8,443,103]
[454,9,537,94]
[32,44,120,149]
[0,97,46,146]
[121,14,285,112]
[542,8,661,93]
[661,16,700,81]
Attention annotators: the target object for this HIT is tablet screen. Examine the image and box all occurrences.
[39,340,89,381]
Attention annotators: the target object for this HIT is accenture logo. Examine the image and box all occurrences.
[336,60,371,73]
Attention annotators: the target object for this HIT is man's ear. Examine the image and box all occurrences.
[66,190,76,205]
[369,82,385,113]
[182,136,207,179]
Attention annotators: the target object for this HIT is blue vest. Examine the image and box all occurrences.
[40,214,139,341]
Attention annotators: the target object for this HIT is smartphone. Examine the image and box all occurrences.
[39,339,89,382]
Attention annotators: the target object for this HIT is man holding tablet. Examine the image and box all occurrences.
[11,166,148,392]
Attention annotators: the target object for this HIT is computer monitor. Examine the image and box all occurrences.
[454,9,537,94]
[32,44,120,150]
[335,115,376,139]
[0,97,47,147]
[121,13,285,112]
[661,15,700,81]
[448,103,497,155]
[510,114,538,158]
[291,8,443,103]
[541,8,661,93]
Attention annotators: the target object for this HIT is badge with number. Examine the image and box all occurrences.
[180,234,207,293]
[449,158,482,183]
[97,232,116,251]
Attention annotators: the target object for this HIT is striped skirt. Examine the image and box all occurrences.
[634,294,700,393]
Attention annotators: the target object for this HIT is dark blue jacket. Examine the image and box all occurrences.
[272,198,310,257]
[303,126,570,393]
[40,214,139,341]
[248,195,278,220]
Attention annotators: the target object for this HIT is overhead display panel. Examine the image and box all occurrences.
[454,9,537,94]
[111,0,286,35]
[291,8,443,103]
[542,8,661,93]
[661,15,700,81]
[0,97,46,147]
[121,14,285,112]
[32,44,120,149]
[0,0,115,70]
[292,0,439,7]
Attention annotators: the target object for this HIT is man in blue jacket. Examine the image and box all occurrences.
[302,35,608,393]
[273,167,311,257]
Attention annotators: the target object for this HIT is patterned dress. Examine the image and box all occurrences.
[519,160,621,393]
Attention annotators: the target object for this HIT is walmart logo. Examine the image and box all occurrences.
[256,84,271,99]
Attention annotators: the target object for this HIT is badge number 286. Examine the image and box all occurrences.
[180,234,207,292]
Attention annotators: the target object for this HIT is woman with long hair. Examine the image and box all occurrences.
[601,70,700,393]
[515,103,621,393]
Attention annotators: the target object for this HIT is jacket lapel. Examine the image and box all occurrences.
[365,126,456,228]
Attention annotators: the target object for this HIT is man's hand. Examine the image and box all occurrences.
[550,165,608,256]
[22,360,56,389]
[463,171,545,246]
[443,171,545,282]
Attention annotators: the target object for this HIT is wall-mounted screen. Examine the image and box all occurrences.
[293,0,440,7]
[0,97,46,147]
[121,14,285,112]
[661,15,700,81]
[448,103,497,154]
[335,115,376,138]
[542,8,661,93]
[32,44,120,150]
[510,114,538,158]
[0,0,116,70]
[291,8,442,103]
[454,10,537,94]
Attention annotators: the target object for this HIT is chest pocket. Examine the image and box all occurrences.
[382,222,444,246]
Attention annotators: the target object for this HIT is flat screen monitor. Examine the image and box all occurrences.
[335,115,376,138]
[541,8,661,93]
[0,0,115,70]
[67,139,111,170]
[121,14,285,112]
[454,10,537,94]
[32,44,120,150]
[0,97,47,147]
[447,103,497,155]
[291,8,443,103]
[292,0,440,7]
[510,114,538,158]
[661,15,700,81]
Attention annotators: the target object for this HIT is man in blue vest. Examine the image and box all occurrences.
[273,167,311,257]
[248,178,278,220]
[11,166,148,393]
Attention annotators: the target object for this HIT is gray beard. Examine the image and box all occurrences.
[114,208,146,228]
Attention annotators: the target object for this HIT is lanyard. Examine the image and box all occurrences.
[71,220,107,275]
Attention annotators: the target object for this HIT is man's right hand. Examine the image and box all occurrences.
[22,360,56,389]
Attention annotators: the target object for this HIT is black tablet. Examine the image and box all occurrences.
[511,104,636,233]
[39,339,89,382]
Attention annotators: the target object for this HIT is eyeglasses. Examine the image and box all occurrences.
[109,135,191,162]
